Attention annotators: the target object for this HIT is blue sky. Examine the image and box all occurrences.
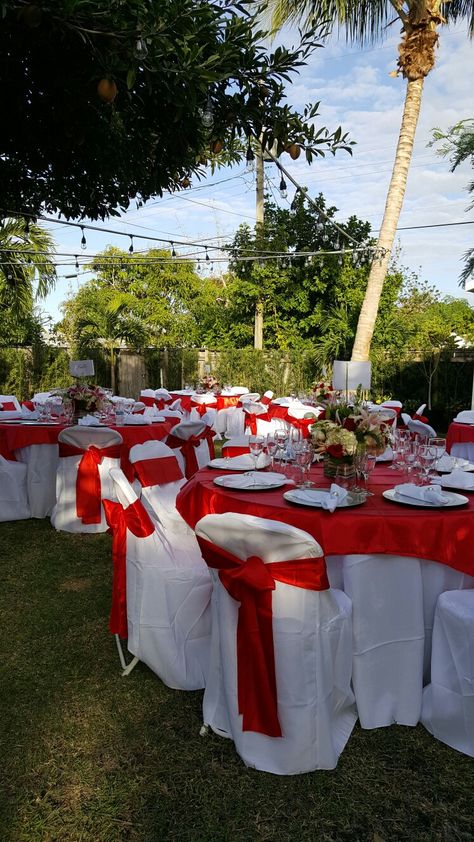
[40,23,474,322]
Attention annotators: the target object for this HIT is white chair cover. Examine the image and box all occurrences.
[190,393,218,427]
[407,418,437,439]
[239,392,260,403]
[15,442,59,518]
[51,426,122,533]
[0,455,30,521]
[129,440,189,533]
[109,468,211,690]
[0,394,22,419]
[453,410,474,424]
[327,553,425,728]
[195,513,356,774]
[229,386,249,395]
[155,389,172,402]
[422,589,474,757]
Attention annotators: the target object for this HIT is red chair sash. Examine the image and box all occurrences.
[133,455,183,487]
[259,395,271,406]
[287,417,314,439]
[221,444,250,458]
[243,411,269,435]
[197,537,329,738]
[191,399,217,416]
[141,396,166,411]
[0,401,17,411]
[22,400,35,411]
[58,442,121,524]
[413,413,429,424]
[103,499,155,638]
[167,427,215,478]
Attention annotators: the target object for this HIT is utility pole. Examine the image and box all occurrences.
[254,140,264,350]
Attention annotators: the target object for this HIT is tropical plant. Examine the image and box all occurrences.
[0,0,352,220]
[269,0,474,361]
[0,217,56,317]
[431,118,474,286]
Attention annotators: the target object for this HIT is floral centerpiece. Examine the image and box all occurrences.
[53,384,109,420]
[311,403,392,478]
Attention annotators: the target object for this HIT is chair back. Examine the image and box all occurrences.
[0,394,22,419]
[58,425,123,449]
[407,418,436,440]
[229,386,249,395]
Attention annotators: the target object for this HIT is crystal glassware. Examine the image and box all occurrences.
[249,435,264,472]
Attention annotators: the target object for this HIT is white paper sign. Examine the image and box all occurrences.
[69,359,95,377]
[332,360,371,391]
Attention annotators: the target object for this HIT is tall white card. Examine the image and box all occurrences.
[69,359,95,377]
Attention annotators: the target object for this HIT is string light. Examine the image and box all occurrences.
[200,95,214,129]
[171,241,176,257]
[205,247,210,262]
[75,255,79,270]
[129,235,134,254]
[80,226,87,250]
[24,218,30,234]
[245,144,255,173]
[133,37,148,60]
[279,176,287,199]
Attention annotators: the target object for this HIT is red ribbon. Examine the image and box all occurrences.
[133,455,183,487]
[0,401,17,411]
[413,413,429,424]
[191,399,217,416]
[244,411,269,435]
[141,396,166,410]
[287,417,314,439]
[222,444,250,458]
[197,537,329,737]
[167,427,215,478]
[260,395,272,406]
[103,498,155,638]
[58,442,122,524]
[22,400,35,411]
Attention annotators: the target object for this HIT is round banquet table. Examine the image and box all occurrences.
[446,421,474,462]
[0,418,179,517]
[176,462,474,730]
[176,463,474,576]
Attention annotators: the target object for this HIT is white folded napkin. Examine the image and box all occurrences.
[21,407,39,420]
[435,453,468,472]
[290,483,348,513]
[454,410,474,423]
[219,471,285,489]
[222,453,271,470]
[78,414,102,426]
[124,414,152,425]
[394,483,447,504]
[432,469,474,490]
[376,446,393,462]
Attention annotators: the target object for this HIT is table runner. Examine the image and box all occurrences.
[176,464,474,577]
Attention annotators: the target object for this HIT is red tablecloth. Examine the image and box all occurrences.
[176,464,474,577]
[446,422,474,453]
[0,419,179,481]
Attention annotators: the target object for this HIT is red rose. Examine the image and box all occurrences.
[327,443,344,458]
[343,417,356,431]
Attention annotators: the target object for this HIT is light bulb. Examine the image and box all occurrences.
[133,38,148,60]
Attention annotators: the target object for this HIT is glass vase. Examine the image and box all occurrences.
[323,453,356,481]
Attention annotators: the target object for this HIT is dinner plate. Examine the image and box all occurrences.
[207,457,267,471]
[213,473,286,491]
[382,488,468,508]
[283,488,366,509]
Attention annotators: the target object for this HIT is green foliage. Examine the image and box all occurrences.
[431,119,474,286]
[0,217,56,317]
[0,1,352,220]
[215,347,320,394]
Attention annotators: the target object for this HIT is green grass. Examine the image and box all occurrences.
[1,520,473,842]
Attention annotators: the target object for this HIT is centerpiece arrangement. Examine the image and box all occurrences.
[311,402,392,479]
[54,384,109,421]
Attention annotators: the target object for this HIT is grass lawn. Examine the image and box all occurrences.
[0,519,473,842]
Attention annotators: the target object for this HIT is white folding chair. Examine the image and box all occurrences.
[422,589,474,757]
[0,455,30,521]
[51,426,122,533]
[0,394,22,420]
[195,513,356,774]
[106,468,211,688]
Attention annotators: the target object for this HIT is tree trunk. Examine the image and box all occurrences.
[351,76,424,362]
[110,346,116,394]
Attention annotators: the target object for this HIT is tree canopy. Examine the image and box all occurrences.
[0,0,352,221]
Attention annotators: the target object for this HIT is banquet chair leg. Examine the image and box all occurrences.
[122,656,139,677]
[114,634,140,675]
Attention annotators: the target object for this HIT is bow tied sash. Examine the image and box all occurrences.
[103,499,155,637]
[191,398,218,417]
[58,442,121,524]
[243,411,269,435]
[197,537,329,738]
[141,395,166,411]
[167,427,215,478]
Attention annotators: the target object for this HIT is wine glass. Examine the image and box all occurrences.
[249,435,264,473]
[403,439,419,477]
[295,444,314,487]
[429,437,446,470]
[359,453,377,496]
[265,435,278,471]
[418,444,437,485]
[275,429,288,465]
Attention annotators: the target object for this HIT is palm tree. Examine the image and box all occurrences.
[269,0,474,361]
[0,217,56,316]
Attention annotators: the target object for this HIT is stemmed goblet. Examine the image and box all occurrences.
[248,435,265,473]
